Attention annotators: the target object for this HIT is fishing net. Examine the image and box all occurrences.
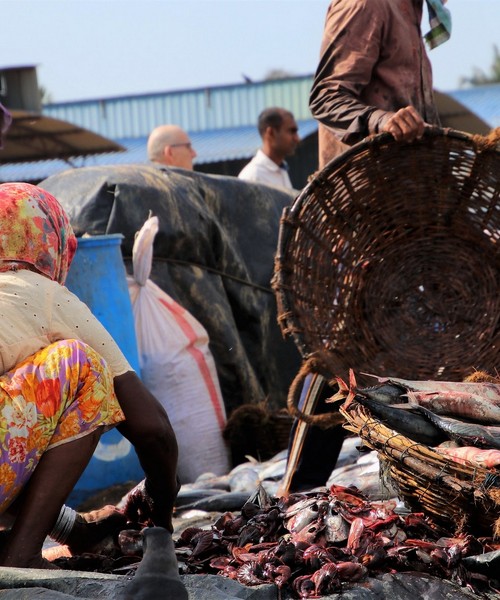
[273,127,500,383]
[340,400,500,537]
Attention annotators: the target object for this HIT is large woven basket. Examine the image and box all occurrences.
[273,127,500,383]
[340,400,500,537]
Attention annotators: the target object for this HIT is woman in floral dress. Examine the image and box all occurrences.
[0,182,179,569]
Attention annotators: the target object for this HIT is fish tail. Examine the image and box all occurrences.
[341,370,358,407]
[346,370,358,405]
[329,376,349,403]
[330,370,359,407]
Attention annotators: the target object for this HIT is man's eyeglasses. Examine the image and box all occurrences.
[170,142,193,150]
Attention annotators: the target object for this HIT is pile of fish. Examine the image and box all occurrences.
[173,483,500,598]
[48,431,500,597]
[334,370,500,467]
[48,371,500,596]
[173,449,289,513]
[173,435,371,513]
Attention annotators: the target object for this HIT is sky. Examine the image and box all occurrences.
[2,0,499,104]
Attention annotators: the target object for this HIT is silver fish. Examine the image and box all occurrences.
[355,396,447,446]
[285,499,329,534]
[176,491,252,513]
[406,389,500,424]
[357,382,408,405]
[258,458,287,482]
[175,488,230,508]
[191,473,231,491]
[414,405,500,449]
[324,510,350,543]
[228,466,261,493]
[363,373,500,403]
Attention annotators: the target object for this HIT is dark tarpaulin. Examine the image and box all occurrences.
[40,163,302,416]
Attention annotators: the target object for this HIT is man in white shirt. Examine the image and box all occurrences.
[238,107,300,190]
[147,124,197,171]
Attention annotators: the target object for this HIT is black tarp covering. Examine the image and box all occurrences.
[41,164,302,416]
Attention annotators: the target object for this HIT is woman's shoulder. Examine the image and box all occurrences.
[0,268,62,301]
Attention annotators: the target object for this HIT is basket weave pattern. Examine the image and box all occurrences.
[273,128,500,382]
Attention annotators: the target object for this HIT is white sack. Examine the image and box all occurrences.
[127,216,230,483]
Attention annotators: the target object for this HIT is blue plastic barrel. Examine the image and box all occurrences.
[64,234,144,506]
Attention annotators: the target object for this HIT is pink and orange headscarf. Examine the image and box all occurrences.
[0,182,77,284]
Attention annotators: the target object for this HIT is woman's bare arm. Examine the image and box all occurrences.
[114,371,179,531]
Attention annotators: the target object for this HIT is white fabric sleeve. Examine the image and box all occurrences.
[49,283,134,377]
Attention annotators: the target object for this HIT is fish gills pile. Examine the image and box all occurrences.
[174,484,499,597]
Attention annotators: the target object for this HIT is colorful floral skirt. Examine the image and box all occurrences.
[0,339,125,513]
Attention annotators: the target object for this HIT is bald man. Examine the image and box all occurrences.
[147,125,197,170]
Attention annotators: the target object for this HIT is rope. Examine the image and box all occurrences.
[122,255,274,294]
[472,126,500,152]
[286,357,344,428]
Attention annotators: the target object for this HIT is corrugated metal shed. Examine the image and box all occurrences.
[41,76,500,141]
[42,76,316,139]
[446,84,500,127]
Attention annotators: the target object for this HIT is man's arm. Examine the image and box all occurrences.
[310,0,386,144]
[310,0,425,145]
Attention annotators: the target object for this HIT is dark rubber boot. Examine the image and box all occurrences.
[118,527,188,599]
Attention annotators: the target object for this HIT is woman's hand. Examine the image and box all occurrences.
[65,505,128,556]
[114,372,180,533]
[122,480,155,527]
[122,478,179,532]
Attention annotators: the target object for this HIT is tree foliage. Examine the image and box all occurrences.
[460,45,500,87]
[39,85,53,104]
[264,69,296,81]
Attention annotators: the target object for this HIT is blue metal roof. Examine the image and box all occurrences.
[41,77,500,141]
[447,85,500,128]
[0,120,319,182]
